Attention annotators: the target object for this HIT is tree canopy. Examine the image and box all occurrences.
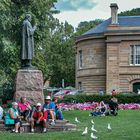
[0,1,139,91]
[119,8,140,16]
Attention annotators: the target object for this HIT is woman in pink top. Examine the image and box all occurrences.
[18,97,32,121]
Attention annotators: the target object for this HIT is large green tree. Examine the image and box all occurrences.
[0,0,76,89]
[0,0,57,86]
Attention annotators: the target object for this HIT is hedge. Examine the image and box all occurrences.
[59,94,140,104]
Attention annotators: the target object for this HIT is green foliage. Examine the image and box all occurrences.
[60,94,140,104]
[0,0,76,89]
[75,19,103,37]
[119,8,140,16]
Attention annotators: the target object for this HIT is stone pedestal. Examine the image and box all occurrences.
[14,69,44,105]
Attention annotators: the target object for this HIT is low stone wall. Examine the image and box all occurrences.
[0,120,77,133]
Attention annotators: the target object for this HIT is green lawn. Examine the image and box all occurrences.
[0,110,140,140]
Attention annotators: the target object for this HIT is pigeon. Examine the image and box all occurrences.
[82,127,88,135]
[107,123,112,131]
[91,132,98,139]
[75,117,80,123]
[91,125,97,132]
[91,119,95,125]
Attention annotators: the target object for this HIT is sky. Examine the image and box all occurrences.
[54,0,140,28]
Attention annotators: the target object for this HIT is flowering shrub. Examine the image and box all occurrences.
[58,102,140,111]
[61,94,140,104]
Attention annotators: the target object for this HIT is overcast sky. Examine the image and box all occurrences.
[54,0,140,28]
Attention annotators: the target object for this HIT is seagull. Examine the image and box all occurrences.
[108,123,112,131]
[89,114,92,116]
[91,125,97,132]
[82,127,88,135]
[91,119,95,125]
[75,117,80,123]
[91,132,98,139]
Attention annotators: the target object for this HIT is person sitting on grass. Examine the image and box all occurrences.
[99,101,107,116]
[18,97,32,121]
[90,103,100,116]
[108,97,118,116]
[5,102,22,133]
[53,98,64,120]
[90,101,107,116]
[43,96,56,125]
[30,103,48,133]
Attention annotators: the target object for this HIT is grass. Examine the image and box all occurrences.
[0,110,140,140]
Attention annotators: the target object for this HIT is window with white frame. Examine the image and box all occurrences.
[78,50,82,68]
[130,45,140,65]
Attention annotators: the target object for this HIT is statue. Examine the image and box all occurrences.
[21,14,36,68]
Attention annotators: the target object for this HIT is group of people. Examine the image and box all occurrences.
[90,97,118,117]
[3,96,64,133]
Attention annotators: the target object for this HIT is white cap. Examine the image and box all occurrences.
[36,103,41,106]
[45,96,51,100]
[12,102,18,106]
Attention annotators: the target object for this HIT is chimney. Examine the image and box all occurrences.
[110,3,119,24]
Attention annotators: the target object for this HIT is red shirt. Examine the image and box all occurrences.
[32,110,48,121]
[112,91,117,95]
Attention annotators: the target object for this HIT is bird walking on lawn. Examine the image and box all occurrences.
[75,117,80,123]
[91,125,97,132]
[91,119,95,125]
[91,132,98,139]
[82,127,88,135]
[108,123,112,131]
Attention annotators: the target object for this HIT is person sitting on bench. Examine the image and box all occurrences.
[53,98,64,120]
[43,96,56,125]
[0,106,3,120]
[30,103,47,133]
[18,97,32,121]
[5,102,22,133]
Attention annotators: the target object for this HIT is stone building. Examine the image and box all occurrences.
[75,3,140,94]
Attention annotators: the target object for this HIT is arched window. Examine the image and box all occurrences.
[133,82,140,93]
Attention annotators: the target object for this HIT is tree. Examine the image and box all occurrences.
[0,0,76,89]
[119,8,140,16]
[0,0,58,87]
[48,21,75,87]
[75,19,103,37]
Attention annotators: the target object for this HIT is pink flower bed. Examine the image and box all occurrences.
[58,102,140,111]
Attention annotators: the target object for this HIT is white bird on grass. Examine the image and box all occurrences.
[91,125,97,132]
[75,117,80,123]
[91,119,95,125]
[91,132,98,139]
[107,123,112,131]
[89,114,92,116]
[81,127,88,135]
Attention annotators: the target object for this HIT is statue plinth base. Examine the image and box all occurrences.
[14,69,44,105]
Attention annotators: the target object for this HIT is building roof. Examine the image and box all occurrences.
[82,16,140,37]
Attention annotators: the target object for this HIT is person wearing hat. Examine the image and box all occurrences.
[43,96,56,125]
[30,102,47,133]
[5,102,22,133]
